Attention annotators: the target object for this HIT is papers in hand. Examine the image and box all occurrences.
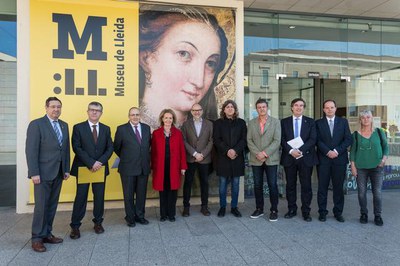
[78,166,105,184]
[287,137,304,149]
[287,137,304,160]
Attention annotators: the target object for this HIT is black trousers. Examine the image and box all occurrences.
[317,164,346,216]
[120,174,148,223]
[183,162,210,208]
[284,160,313,214]
[70,180,105,228]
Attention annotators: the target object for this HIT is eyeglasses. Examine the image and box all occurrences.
[88,108,102,113]
[191,109,203,112]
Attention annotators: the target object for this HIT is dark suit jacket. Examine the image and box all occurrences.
[26,115,70,181]
[316,116,352,165]
[280,115,318,167]
[114,122,151,176]
[213,117,247,177]
[70,121,113,177]
[181,118,213,164]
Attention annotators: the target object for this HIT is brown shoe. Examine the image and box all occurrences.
[94,224,105,234]
[32,241,46,252]
[200,206,211,216]
[182,207,190,217]
[43,235,63,244]
[70,228,80,239]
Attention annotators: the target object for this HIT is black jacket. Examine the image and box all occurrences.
[213,117,247,177]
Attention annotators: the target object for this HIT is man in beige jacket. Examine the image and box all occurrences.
[247,98,281,221]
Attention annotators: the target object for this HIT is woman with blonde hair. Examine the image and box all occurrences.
[151,109,187,222]
[350,110,388,226]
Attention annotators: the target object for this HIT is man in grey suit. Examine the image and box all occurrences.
[181,103,213,217]
[26,96,70,252]
[114,107,151,227]
[247,98,281,221]
[69,102,113,239]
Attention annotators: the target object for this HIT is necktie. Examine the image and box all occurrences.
[92,125,98,144]
[53,121,62,146]
[134,125,142,144]
[329,119,334,137]
[294,118,299,138]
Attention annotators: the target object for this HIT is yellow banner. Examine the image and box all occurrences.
[30,0,139,202]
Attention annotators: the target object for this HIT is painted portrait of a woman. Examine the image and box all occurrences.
[139,5,235,129]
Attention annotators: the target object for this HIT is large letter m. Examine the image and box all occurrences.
[53,13,107,60]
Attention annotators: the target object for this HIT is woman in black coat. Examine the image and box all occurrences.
[213,100,247,218]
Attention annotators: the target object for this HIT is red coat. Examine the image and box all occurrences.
[151,126,187,191]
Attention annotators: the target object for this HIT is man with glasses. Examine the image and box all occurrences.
[69,102,113,239]
[26,97,70,252]
[181,103,214,216]
[114,107,151,227]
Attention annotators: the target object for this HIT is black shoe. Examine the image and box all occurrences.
[135,217,149,225]
[217,207,226,217]
[303,213,312,222]
[231,207,242,217]
[127,221,136,227]
[318,214,326,222]
[168,216,176,222]
[360,214,368,224]
[269,211,278,222]
[284,210,297,219]
[374,216,383,226]
[334,215,345,223]
[200,206,211,216]
[160,216,167,222]
[182,207,190,217]
[94,224,105,234]
[250,209,264,219]
[70,228,80,239]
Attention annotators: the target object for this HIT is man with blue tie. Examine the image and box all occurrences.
[281,98,318,222]
[26,97,70,252]
[69,102,113,239]
[316,100,352,222]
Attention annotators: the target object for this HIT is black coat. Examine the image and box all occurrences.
[113,122,151,176]
[280,115,318,167]
[213,117,247,177]
[316,116,352,165]
[70,121,113,177]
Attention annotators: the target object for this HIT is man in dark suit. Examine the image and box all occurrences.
[281,98,318,222]
[69,102,113,239]
[26,96,70,252]
[114,107,151,227]
[181,103,213,217]
[316,100,352,222]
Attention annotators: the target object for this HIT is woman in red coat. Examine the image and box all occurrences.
[151,109,187,222]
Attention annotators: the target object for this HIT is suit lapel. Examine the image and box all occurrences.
[288,118,295,139]
[189,119,198,139]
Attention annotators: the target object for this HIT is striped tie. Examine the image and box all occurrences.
[53,121,63,145]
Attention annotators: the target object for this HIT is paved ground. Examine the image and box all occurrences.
[1,190,400,266]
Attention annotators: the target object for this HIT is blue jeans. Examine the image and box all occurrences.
[219,176,240,208]
[252,164,279,212]
[356,167,384,216]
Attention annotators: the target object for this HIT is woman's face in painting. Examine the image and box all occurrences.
[143,21,221,112]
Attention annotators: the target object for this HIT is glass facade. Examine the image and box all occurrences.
[244,11,400,195]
